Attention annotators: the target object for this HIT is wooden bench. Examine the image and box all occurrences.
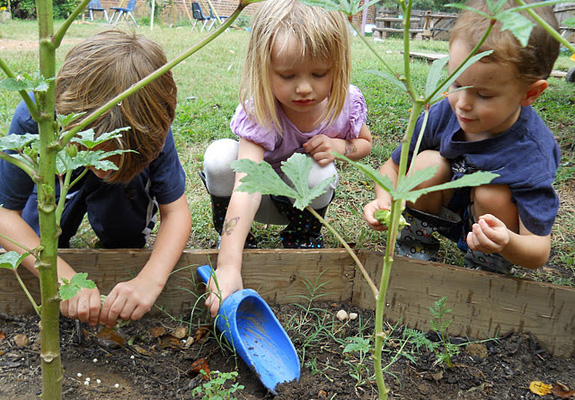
[373,27,424,40]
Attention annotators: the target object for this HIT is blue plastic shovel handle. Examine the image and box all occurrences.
[196,264,301,394]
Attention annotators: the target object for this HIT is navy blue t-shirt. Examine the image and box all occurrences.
[392,98,560,236]
[0,100,187,248]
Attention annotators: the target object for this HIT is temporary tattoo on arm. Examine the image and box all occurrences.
[222,217,240,236]
[343,141,357,157]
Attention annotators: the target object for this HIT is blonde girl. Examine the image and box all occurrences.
[201,0,372,316]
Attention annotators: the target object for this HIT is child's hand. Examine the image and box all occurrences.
[60,286,102,327]
[363,199,392,231]
[99,276,161,328]
[466,214,510,254]
[303,135,336,166]
[204,266,243,318]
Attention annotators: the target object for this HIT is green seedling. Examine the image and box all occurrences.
[429,296,458,368]
[192,370,244,400]
[343,336,374,386]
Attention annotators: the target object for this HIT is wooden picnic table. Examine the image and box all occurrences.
[373,16,424,40]
[422,12,457,40]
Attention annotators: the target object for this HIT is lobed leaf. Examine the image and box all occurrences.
[70,127,129,149]
[498,10,534,47]
[231,158,299,199]
[397,171,498,204]
[59,272,96,301]
[0,251,30,270]
[0,133,39,151]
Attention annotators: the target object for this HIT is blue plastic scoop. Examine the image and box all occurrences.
[197,265,300,394]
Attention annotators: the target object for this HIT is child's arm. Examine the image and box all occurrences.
[0,207,103,325]
[204,138,265,317]
[303,123,372,165]
[466,214,550,269]
[98,194,191,328]
[363,158,399,231]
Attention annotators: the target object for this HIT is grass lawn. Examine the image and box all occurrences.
[1,18,574,286]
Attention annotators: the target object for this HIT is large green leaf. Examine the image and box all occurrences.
[299,0,379,15]
[398,171,498,203]
[336,154,395,194]
[0,133,39,151]
[0,73,52,93]
[70,127,128,150]
[425,56,449,101]
[427,51,492,104]
[231,158,299,199]
[231,153,335,210]
[498,10,534,47]
[0,251,30,270]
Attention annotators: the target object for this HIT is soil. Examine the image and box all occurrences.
[1,303,574,400]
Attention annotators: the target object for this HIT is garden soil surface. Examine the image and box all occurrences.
[1,302,574,400]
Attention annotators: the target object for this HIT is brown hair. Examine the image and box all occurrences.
[450,0,559,82]
[55,30,177,184]
[239,0,351,134]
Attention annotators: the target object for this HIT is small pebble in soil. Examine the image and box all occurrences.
[93,358,98,363]
[77,373,82,378]
[96,379,102,384]
[114,383,120,388]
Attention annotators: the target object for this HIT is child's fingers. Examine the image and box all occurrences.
[205,292,221,318]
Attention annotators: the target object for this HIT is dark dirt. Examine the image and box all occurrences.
[1,302,574,400]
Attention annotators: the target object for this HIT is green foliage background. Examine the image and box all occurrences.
[1,0,81,19]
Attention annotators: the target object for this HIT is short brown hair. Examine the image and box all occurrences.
[450,0,559,82]
[239,0,351,134]
[55,30,177,184]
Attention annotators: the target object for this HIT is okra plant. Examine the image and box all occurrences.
[231,0,573,399]
[0,1,262,399]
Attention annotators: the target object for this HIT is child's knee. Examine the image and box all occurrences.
[472,185,513,211]
[411,150,451,185]
[471,185,518,229]
[308,159,337,209]
[203,138,238,196]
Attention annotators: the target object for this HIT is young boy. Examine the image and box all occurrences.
[363,0,560,274]
[0,30,192,327]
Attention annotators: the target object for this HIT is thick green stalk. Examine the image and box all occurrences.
[36,0,63,398]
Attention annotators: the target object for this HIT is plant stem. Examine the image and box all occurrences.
[306,206,378,298]
[36,0,64,397]
[14,270,41,315]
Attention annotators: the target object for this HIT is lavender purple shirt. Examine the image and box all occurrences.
[230,84,367,171]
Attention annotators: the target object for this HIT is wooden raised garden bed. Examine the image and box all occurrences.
[1,248,574,358]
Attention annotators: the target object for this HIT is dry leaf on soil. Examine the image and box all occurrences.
[552,382,575,399]
[190,357,210,378]
[530,381,554,396]
[149,326,166,338]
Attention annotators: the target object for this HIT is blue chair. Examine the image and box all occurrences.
[209,4,229,30]
[191,2,213,32]
[87,0,109,22]
[109,0,138,25]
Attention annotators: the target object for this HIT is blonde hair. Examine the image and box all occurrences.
[450,0,559,82]
[239,0,351,134]
[55,30,177,184]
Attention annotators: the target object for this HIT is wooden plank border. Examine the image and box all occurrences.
[1,248,574,357]
[353,251,575,358]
